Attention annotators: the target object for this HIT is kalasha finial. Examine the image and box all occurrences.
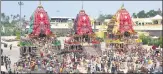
[121,3,125,9]
[38,0,43,8]
[80,1,85,14]
[79,9,85,14]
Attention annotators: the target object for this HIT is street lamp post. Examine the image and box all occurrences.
[18,1,24,43]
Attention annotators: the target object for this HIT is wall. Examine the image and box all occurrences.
[136,30,162,37]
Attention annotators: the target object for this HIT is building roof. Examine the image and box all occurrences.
[151,15,162,20]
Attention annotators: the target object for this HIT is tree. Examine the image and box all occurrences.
[1,13,27,36]
[106,14,113,19]
[1,13,5,22]
[133,9,161,18]
[97,14,106,22]
[158,37,163,48]
[97,14,113,22]
[137,10,147,18]
[17,14,20,18]
[16,31,20,39]
[132,13,137,18]
[139,34,151,45]
[146,10,158,17]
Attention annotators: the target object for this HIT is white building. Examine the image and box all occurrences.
[151,15,162,25]
[132,15,162,26]
[50,16,75,28]
[50,17,75,35]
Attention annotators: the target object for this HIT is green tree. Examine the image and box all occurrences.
[139,34,151,45]
[146,10,158,17]
[132,13,137,18]
[106,14,113,19]
[97,14,113,22]
[1,13,5,22]
[1,13,27,36]
[158,37,163,48]
[135,9,160,18]
[16,31,20,39]
[139,34,145,39]
[97,14,106,22]
[137,10,147,18]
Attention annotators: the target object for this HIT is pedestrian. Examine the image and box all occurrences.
[60,67,63,73]
[111,64,115,73]
[8,68,12,74]
[1,49,3,54]
[1,71,5,74]
[87,62,91,73]
[1,56,4,65]
[10,44,12,50]
[37,60,41,70]
[49,65,53,74]
[8,58,11,68]
[4,56,6,62]
[92,67,96,73]
[5,61,8,69]
[107,60,111,69]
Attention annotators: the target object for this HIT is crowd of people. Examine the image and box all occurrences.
[1,44,12,74]
[10,36,163,73]
[102,44,163,73]
[1,55,12,74]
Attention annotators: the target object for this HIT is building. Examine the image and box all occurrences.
[151,15,162,25]
[132,15,162,26]
[50,17,75,35]
[132,18,153,26]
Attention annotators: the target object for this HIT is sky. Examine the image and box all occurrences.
[1,1,162,20]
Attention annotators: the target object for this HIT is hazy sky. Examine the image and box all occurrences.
[2,1,162,19]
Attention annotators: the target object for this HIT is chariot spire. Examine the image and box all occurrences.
[121,3,124,9]
[82,1,83,9]
[38,0,43,8]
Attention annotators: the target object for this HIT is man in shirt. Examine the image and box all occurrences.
[10,44,12,50]
[1,49,3,54]
[8,58,11,68]
[49,66,53,74]
[46,66,50,74]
